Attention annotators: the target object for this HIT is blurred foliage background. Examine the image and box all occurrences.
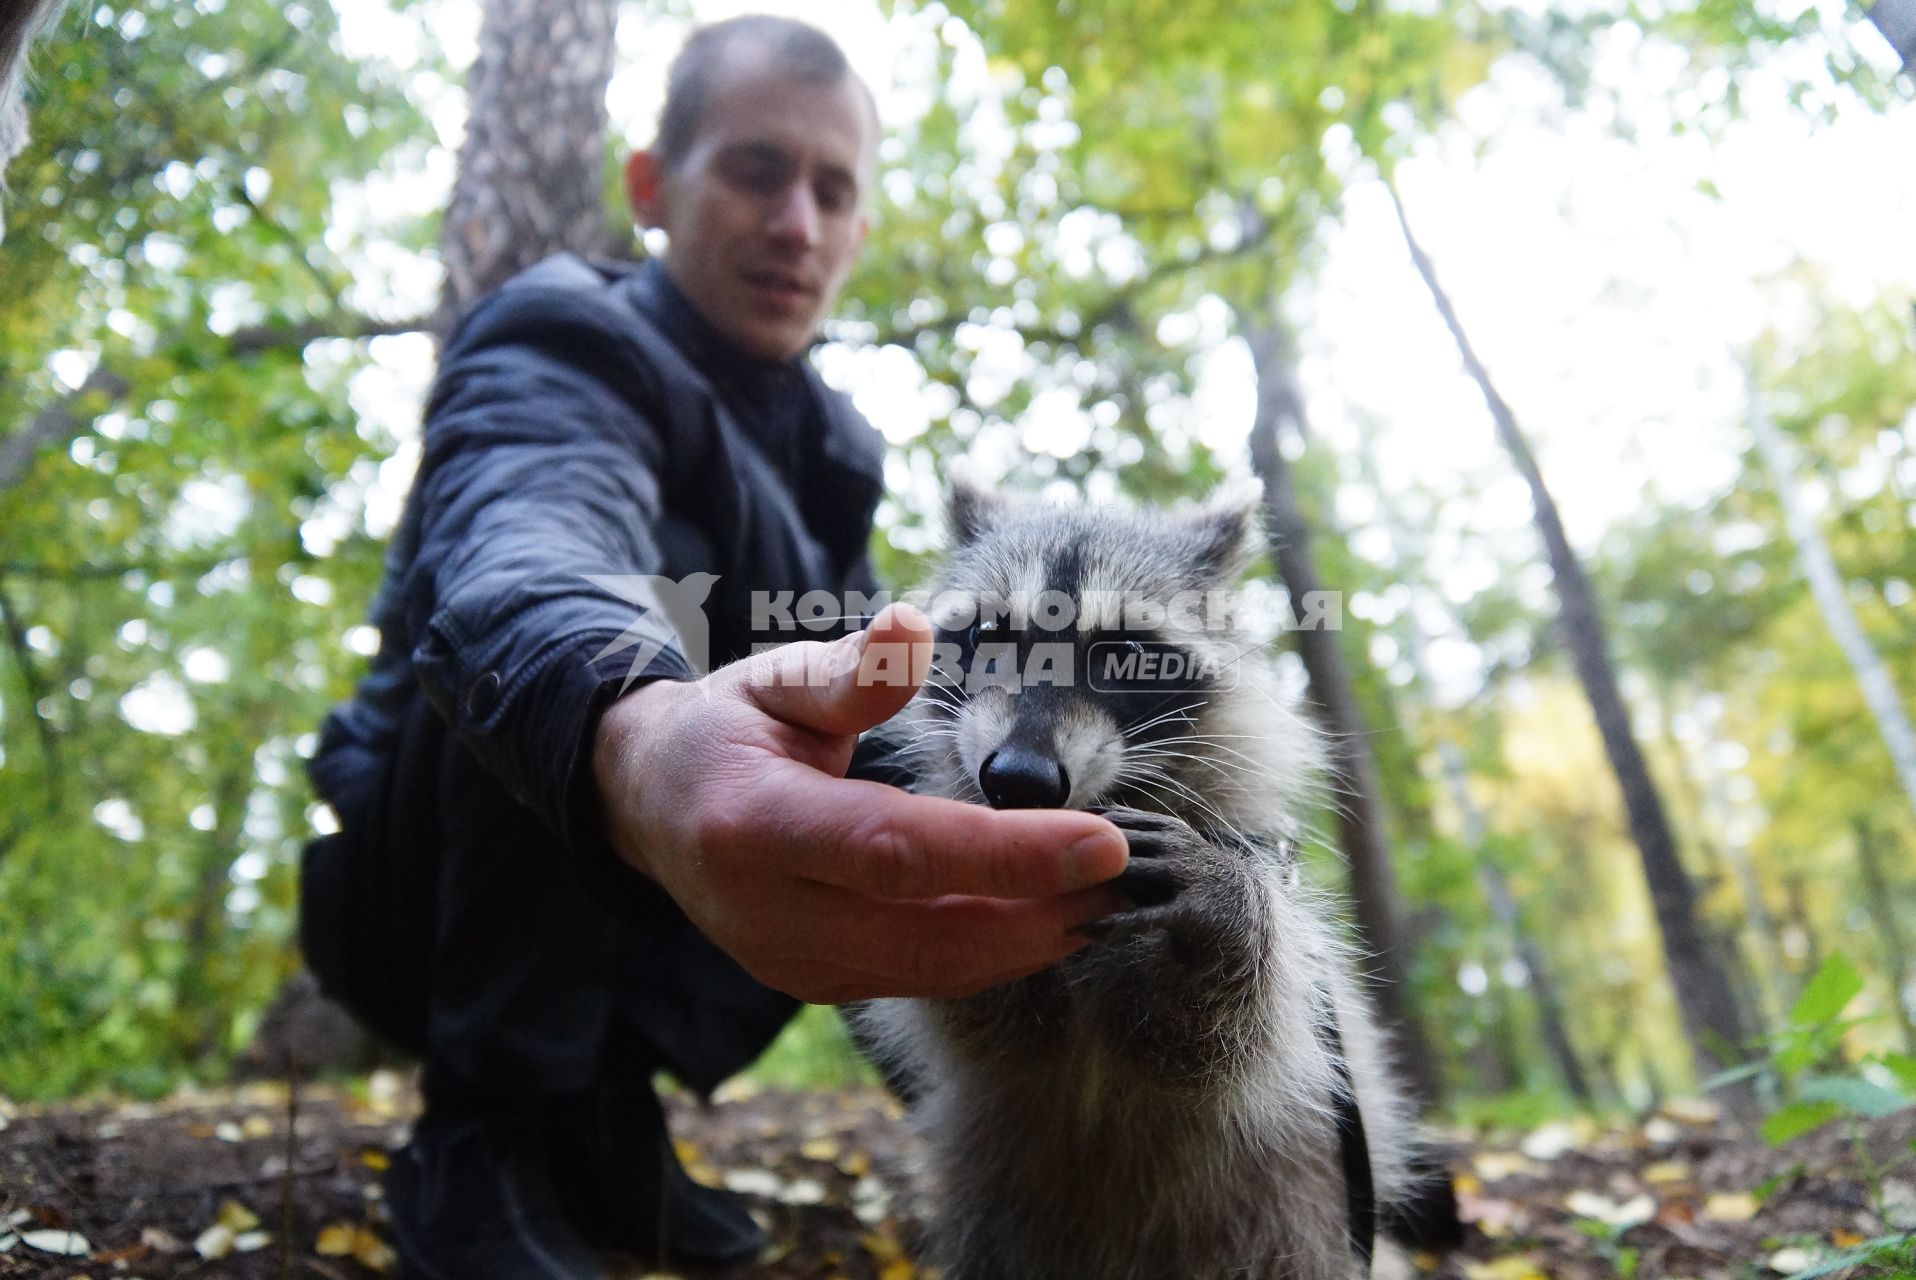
[0,0,1912,1123]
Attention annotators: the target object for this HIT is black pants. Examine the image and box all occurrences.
[299,693,798,1105]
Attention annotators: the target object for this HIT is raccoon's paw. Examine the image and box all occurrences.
[1073,806,1244,948]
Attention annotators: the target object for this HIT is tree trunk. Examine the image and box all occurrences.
[1242,313,1443,1105]
[1853,819,1916,1054]
[262,0,628,1074]
[435,0,625,329]
[1385,179,1752,1106]
[1345,410,1595,1104]
[1745,384,1916,823]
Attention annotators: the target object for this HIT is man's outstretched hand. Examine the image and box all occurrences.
[591,603,1128,1003]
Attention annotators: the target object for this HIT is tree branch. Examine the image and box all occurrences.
[0,580,64,809]
[868,217,1280,352]
[0,367,128,492]
[0,312,430,495]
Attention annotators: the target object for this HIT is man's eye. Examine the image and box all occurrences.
[815,179,855,215]
[718,151,793,194]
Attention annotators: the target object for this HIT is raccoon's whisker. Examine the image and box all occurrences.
[1115,761,1246,838]
[1120,748,1255,784]
[1122,701,1210,739]
[1124,740,1286,781]
[1132,736,1288,777]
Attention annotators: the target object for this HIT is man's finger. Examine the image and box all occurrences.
[737,602,934,736]
[763,882,1121,1000]
[743,773,1129,900]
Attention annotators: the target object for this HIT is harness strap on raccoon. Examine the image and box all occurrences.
[1313,985,1377,1273]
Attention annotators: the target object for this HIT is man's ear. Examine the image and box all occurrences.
[624,149,664,228]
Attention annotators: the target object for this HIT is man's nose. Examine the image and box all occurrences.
[767,182,820,247]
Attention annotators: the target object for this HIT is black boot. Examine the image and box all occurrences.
[384,1095,606,1280]
[544,1080,767,1268]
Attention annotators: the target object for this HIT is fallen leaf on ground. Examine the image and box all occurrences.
[1702,1191,1758,1221]
[195,1223,234,1259]
[1565,1191,1655,1228]
[20,1229,91,1257]
[1768,1247,1815,1273]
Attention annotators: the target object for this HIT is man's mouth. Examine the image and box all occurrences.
[742,270,815,304]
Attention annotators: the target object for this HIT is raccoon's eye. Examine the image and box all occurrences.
[969,618,1000,647]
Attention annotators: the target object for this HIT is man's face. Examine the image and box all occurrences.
[627,45,874,361]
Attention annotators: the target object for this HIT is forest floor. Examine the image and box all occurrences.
[1,1075,1912,1280]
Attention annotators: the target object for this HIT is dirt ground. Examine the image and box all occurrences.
[1,1077,1911,1278]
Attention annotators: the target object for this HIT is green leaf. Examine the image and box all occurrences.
[1796,1073,1910,1120]
[1789,953,1865,1028]
[1880,1053,1916,1095]
[1760,1099,1842,1145]
[1780,1234,1915,1280]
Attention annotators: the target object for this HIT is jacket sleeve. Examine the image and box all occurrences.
[401,279,696,851]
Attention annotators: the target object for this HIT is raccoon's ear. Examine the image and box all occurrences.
[1184,478,1264,579]
[946,477,1008,546]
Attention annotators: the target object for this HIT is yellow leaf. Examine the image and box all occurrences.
[1463,1257,1548,1280]
[353,1230,398,1273]
[879,1261,915,1280]
[241,1115,273,1139]
[862,1231,905,1263]
[359,1148,390,1172]
[216,1200,260,1233]
[194,1224,235,1260]
[840,1150,871,1177]
[673,1138,702,1165]
[314,1223,357,1256]
[1703,1192,1758,1222]
[1642,1161,1691,1185]
[1661,1097,1719,1125]
[1452,1172,1483,1196]
[1832,1228,1865,1247]
[1471,1151,1539,1181]
[801,1138,841,1162]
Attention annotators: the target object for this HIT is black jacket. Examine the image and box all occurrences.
[310,254,886,854]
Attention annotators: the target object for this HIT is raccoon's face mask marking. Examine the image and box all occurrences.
[923,605,1238,812]
[907,478,1267,814]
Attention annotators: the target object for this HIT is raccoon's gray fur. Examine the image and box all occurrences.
[853,481,1415,1280]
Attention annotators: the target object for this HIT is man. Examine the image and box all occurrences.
[300,16,1127,1278]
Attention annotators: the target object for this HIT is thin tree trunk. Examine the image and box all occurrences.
[436,0,624,329]
[262,0,628,1071]
[1243,313,1443,1105]
[181,765,251,1063]
[1386,178,1751,1105]
[1853,819,1916,1054]
[1345,414,1595,1103]
[1745,385,1916,823]
[1433,736,1594,1102]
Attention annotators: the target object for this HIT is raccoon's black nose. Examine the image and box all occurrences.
[979,744,1071,810]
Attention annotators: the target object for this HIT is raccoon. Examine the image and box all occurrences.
[852,481,1416,1280]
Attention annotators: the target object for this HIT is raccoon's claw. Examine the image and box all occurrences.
[1073,902,1186,944]
[1085,805,1192,842]
[1113,859,1183,907]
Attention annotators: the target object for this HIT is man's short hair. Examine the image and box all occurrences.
[656,15,875,171]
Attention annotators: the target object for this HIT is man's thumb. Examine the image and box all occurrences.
[741,602,935,736]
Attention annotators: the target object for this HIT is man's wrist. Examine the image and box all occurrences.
[591,677,685,882]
